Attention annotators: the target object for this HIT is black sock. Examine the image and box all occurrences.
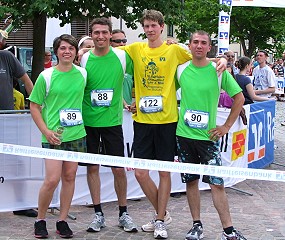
[94,204,103,215]
[119,206,127,217]
[224,226,234,235]
[193,220,202,226]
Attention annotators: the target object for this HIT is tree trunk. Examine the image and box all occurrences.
[31,12,46,83]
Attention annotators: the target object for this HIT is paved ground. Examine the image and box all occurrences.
[0,101,285,240]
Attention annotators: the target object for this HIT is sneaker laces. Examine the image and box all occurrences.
[92,213,103,223]
[233,229,247,240]
[155,221,166,231]
[121,213,133,224]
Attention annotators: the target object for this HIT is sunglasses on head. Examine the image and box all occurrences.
[111,39,127,43]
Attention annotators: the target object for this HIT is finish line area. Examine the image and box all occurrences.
[0,142,284,182]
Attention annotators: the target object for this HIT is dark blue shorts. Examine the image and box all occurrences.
[176,136,224,185]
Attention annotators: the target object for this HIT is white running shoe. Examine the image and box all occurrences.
[154,220,168,239]
[141,210,172,232]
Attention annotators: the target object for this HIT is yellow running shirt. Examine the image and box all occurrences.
[123,42,192,124]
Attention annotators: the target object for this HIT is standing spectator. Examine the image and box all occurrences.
[110,29,133,110]
[273,58,284,101]
[225,50,239,75]
[0,19,36,218]
[273,58,284,78]
[176,30,247,240]
[78,35,94,49]
[13,79,25,110]
[252,50,275,98]
[73,36,95,66]
[44,51,52,69]
[236,56,274,104]
[30,34,87,239]
[0,52,33,110]
[80,18,138,234]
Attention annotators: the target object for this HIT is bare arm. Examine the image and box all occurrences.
[19,73,33,95]
[254,86,275,95]
[208,92,244,141]
[246,83,274,101]
[209,57,227,76]
[30,102,61,145]
[77,48,93,63]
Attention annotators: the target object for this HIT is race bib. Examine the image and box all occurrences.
[91,89,113,106]
[139,96,163,113]
[184,110,209,129]
[59,109,83,127]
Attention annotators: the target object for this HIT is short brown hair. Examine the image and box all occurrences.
[53,34,78,56]
[112,29,125,36]
[140,9,164,27]
[90,17,112,33]
[189,30,211,44]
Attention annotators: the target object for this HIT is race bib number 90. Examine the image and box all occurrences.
[59,109,83,127]
[184,110,209,129]
[139,96,163,113]
[91,89,113,107]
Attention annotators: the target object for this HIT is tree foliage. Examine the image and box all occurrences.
[2,0,284,80]
[174,0,285,58]
[0,0,183,81]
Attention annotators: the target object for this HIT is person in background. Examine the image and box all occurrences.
[218,62,234,108]
[30,34,87,239]
[176,30,246,240]
[44,51,52,69]
[225,50,239,75]
[273,58,284,101]
[236,56,275,104]
[78,35,94,49]
[110,29,133,110]
[13,78,25,110]
[252,50,275,98]
[74,36,95,66]
[0,32,36,218]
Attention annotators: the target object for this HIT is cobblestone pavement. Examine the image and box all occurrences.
[0,101,285,240]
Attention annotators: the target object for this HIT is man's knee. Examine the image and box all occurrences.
[87,164,100,176]
[112,167,126,178]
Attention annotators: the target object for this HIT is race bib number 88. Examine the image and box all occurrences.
[91,89,113,107]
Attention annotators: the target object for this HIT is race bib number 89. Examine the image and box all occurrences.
[60,109,83,127]
[184,110,209,129]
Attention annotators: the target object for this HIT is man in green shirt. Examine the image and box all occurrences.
[176,30,246,240]
[80,17,137,234]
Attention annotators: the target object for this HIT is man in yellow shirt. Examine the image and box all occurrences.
[122,10,226,239]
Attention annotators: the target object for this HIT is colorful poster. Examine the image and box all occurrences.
[248,101,275,168]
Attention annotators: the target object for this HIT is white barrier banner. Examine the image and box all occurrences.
[275,77,284,95]
[0,142,284,182]
[232,0,285,7]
